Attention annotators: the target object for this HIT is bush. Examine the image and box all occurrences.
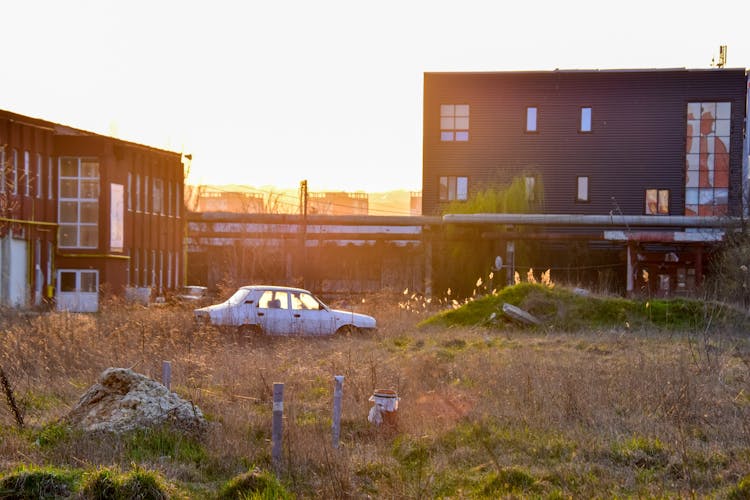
[0,466,76,499]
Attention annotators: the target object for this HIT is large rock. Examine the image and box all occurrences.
[65,367,207,436]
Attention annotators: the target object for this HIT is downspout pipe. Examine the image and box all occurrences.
[442,213,741,228]
[744,71,750,218]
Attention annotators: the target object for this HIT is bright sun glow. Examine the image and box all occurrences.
[1,1,747,193]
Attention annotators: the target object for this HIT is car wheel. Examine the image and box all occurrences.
[336,325,358,336]
[237,324,262,342]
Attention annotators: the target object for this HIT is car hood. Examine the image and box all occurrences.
[330,308,377,329]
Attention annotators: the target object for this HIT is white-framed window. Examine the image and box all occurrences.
[144,175,150,213]
[57,269,99,312]
[36,154,43,199]
[48,157,54,199]
[58,157,100,248]
[645,188,669,215]
[135,173,141,211]
[0,146,5,193]
[526,107,538,132]
[12,148,18,195]
[167,181,172,216]
[133,250,140,286]
[153,178,164,214]
[577,176,589,202]
[127,173,132,211]
[439,175,468,201]
[525,175,537,201]
[175,181,181,218]
[23,150,30,196]
[440,104,470,142]
[580,107,592,132]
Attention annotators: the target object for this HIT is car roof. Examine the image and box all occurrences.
[240,285,313,294]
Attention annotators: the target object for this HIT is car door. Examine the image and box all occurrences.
[256,290,293,334]
[290,291,335,335]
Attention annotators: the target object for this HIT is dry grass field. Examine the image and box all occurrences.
[1,287,749,498]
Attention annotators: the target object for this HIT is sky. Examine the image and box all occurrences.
[1,0,749,193]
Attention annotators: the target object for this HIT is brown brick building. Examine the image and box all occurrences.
[0,109,184,311]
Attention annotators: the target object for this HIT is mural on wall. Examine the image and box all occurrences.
[685,102,731,216]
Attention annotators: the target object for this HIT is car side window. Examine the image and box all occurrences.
[290,292,320,310]
[299,292,320,310]
[259,291,289,309]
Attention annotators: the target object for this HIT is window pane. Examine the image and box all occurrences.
[715,119,730,137]
[645,189,657,214]
[80,225,98,247]
[455,105,469,117]
[525,176,535,201]
[80,160,99,178]
[455,131,469,141]
[80,201,98,223]
[61,158,78,177]
[456,177,468,200]
[81,272,97,292]
[440,116,455,130]
[80,180,99,198]
[577,176,589,201]
[59,225,78,247]
[454,117,469,130]
[581,108,592,132]
[716,102,731,119]
[299,293,319,310]
[60,179,78,198]
[440,131,454,141]
[60,272,77,292]
[658,190,669,214]
[60,201,78,223]
[439,176,448,200]
[440,104,454,116]
[686,102,701,119]
[526,107,537,132]
[259,290,274,308]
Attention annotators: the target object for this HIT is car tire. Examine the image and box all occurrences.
[336,325,358,336]
[237,325,263,343]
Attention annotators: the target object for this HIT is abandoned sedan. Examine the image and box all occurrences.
[193,285,376,336]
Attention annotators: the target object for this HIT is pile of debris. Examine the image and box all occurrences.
[65,367,206,437]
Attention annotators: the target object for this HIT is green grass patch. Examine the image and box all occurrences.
[611,435,669,469]
[419,283,750,333]
[125,427,207,465]
[217,468,292,500]
[80,465,170,499]
[0,465,79,499]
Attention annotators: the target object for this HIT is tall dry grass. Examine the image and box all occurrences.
[0,291,749,497]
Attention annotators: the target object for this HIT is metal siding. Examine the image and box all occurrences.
[423,69,748,216]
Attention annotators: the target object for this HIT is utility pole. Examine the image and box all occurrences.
[299,180,308,288]
[299,179,308,217]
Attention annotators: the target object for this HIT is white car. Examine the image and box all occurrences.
[194,285,376,336]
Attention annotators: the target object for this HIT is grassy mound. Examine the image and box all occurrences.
[419,283,749,332]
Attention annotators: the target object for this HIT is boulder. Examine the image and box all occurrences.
[65,367,206,437]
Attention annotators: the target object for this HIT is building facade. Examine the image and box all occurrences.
[422,68,748,217]
[0,109,184,311]
[422,69,749,296]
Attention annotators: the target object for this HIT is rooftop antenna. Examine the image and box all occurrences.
[711,45,727,68]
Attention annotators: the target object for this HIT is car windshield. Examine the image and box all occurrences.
[226,288,249,305]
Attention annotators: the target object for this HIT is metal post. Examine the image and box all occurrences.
[161,361,171,390]
[506,241,515,285]
[332,375,344,449]
[272,382,284,471]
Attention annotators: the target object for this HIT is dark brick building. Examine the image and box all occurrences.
[423,68,748,217]
[0,109,184,311]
